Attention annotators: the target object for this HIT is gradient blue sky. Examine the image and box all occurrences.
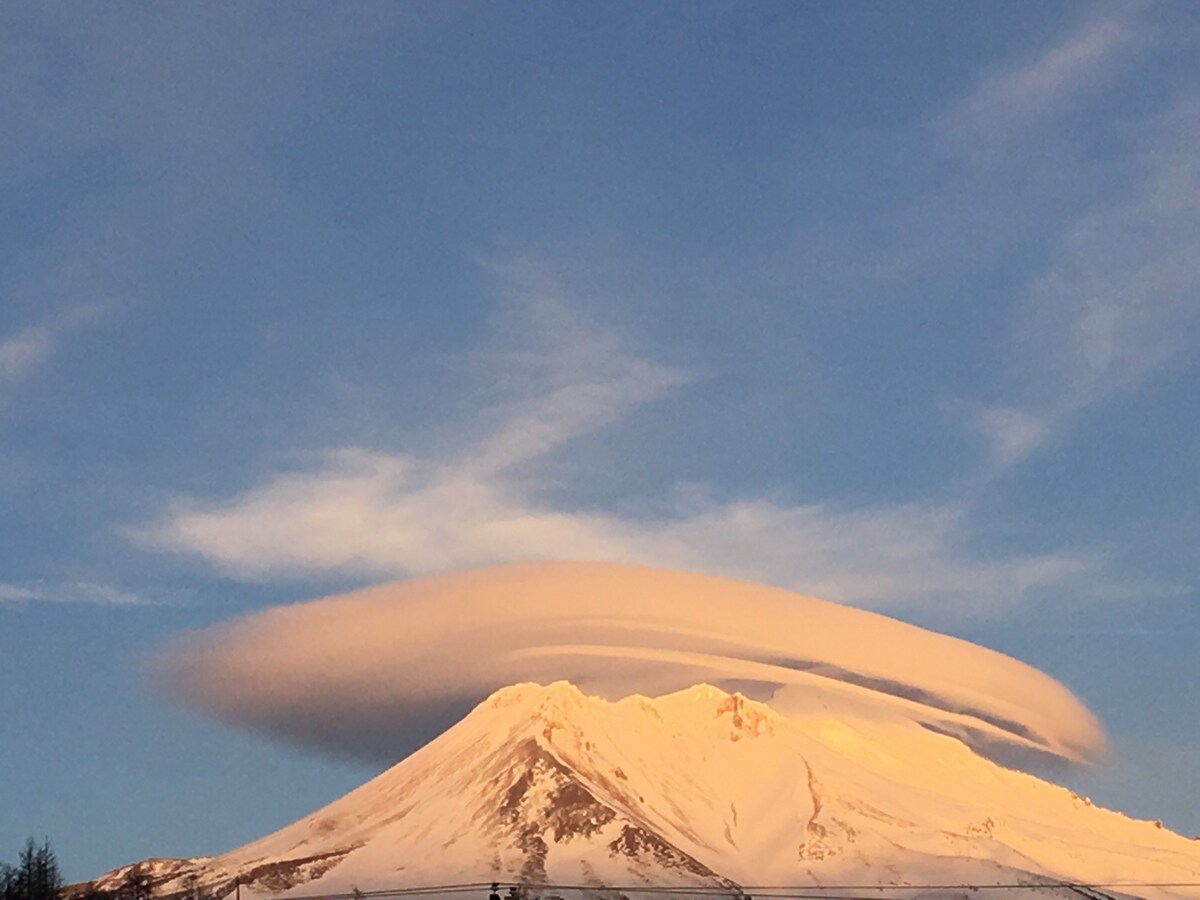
[2,1,1199,882]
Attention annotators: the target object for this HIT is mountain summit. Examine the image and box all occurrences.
[94,681,1200,899]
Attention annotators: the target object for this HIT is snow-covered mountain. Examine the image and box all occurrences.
[92,681,1200,900]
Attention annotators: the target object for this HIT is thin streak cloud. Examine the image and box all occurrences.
[946,14,1133,149]
[0,580,153,607]
[459,265,693,476]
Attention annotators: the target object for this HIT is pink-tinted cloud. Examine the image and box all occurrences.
[154,561,1105,770]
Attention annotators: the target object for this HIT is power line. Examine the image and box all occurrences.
[283,879,1200,899]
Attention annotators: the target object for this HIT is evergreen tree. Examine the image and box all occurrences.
[1,861,16,900]
[2,839,62,900]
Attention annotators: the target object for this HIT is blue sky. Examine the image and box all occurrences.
[2,0,1199,882]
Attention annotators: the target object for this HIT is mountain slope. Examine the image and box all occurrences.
[94,682,1200,899]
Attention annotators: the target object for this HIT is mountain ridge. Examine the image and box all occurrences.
[86,681,1200,900]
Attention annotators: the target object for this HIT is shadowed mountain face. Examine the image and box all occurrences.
[87,682,1199,900]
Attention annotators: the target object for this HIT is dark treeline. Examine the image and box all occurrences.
[0,839,150,900]
[1,840,63,900]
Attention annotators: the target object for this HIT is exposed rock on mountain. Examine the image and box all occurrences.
[88,682,1200,899]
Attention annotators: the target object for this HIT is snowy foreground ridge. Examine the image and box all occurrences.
[98,681,1200,900]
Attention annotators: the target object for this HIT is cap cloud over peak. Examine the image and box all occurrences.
[153,561,1105,770]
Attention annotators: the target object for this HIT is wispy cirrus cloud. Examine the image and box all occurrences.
[969,94,1200,471]
[924,10,1200,475]
[961,405,1054,472]
[136,269,1097,615]
[0,304,107,395]
[0,326,56,383]
[452,262,692,477]
[127,13,1194,613]
[0,580,154,607]
[1017,98,1200,408]
[944,14,1133,151]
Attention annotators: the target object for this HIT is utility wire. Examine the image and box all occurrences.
[283,879,1200,899]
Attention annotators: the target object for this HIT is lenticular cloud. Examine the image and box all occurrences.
[154,561,1105,768]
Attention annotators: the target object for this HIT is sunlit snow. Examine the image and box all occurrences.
[105,682,1199,899]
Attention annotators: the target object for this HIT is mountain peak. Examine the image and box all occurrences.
[90,680,1200,900]
[679,682,731,701]
[487,679,590,708]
